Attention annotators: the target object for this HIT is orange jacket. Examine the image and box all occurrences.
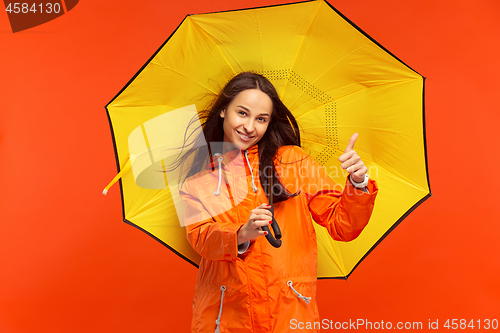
[180,144,378,333]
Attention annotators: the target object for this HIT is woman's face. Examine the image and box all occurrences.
[220,89,273,151]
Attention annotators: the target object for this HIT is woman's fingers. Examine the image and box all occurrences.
[248,213,272,224]
[344,133,358,153]
[341,154,360,170]
[338,149,357,163]
[252,220,272,228]
[339,145,366,178]
[240,203,275,242]
[257,211,273,219]
[346,160,364,174]
[243,220,270,239]
[251,205,273,218]
[352,166,368,181]
[339,133,369,182]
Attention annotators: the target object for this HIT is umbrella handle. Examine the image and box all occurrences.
[263,165,281,248]
[270,215,281,239]
[262,216,282,248]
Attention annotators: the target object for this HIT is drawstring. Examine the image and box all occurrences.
[213,150,257,195]
[213,155,223,196]
[214,286,226,333]
[244,150,258,193]
[287,281,311,304]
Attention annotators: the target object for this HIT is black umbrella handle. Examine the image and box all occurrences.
[263,165,282,248]
[270,212,281,239]
[262,213,282,248]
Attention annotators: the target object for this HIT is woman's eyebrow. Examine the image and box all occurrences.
[237,105,270,116]
[237,105,250,112]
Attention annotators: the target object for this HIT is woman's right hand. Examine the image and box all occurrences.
[237,203,273,245]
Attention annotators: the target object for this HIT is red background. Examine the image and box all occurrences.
[1,0,499,332]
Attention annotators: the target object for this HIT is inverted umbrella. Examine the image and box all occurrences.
[104,0,430,278]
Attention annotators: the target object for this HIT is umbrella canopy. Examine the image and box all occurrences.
[104,0,430,278]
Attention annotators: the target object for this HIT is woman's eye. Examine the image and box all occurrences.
[258,117,267,122]
[238,111,246,116]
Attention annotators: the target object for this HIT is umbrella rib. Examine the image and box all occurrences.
[301,138,342,153]
[189,18,237,75]
[290,47,364,107]
[286,44,373,110]
[287,43,367,108]
[282,1,322,96]
[333,77,420,106]
[110,103,193,109]
[128,189,173,220]
[258,16,264,74]
[307,44,367,90]
[366,159,429,192]
[148,60,220,95]
[295,78,418,120]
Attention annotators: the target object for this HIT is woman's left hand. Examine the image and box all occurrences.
[339,133,368,183]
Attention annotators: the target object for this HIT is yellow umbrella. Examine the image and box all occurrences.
[104,0,430,278]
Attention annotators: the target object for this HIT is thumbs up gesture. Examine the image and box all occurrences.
[338,133,368,183]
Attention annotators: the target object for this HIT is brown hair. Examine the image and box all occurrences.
[177,72,302,203]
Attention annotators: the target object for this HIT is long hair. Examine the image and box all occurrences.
[176,72,302,203]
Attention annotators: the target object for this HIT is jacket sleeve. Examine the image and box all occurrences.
[292,146,378,241]
[179,180,243,261]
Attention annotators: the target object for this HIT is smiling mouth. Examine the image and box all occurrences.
[237,130,254,139]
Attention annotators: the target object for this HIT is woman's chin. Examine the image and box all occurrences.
[238,138,258,150]
[222,140,246,153]
[223,134,258,151]
[234,143,249,150]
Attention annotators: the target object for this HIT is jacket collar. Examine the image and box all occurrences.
[207,143,260,195]
[206,143,259,170]
[245,144,259,157]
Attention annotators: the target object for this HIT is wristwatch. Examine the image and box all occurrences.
[349,173,369,193]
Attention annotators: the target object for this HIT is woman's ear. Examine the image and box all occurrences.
[220,109,225,118]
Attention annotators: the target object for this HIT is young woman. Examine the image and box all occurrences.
[179,72,378,333]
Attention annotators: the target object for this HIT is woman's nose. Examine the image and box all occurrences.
[243,120,254,133]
